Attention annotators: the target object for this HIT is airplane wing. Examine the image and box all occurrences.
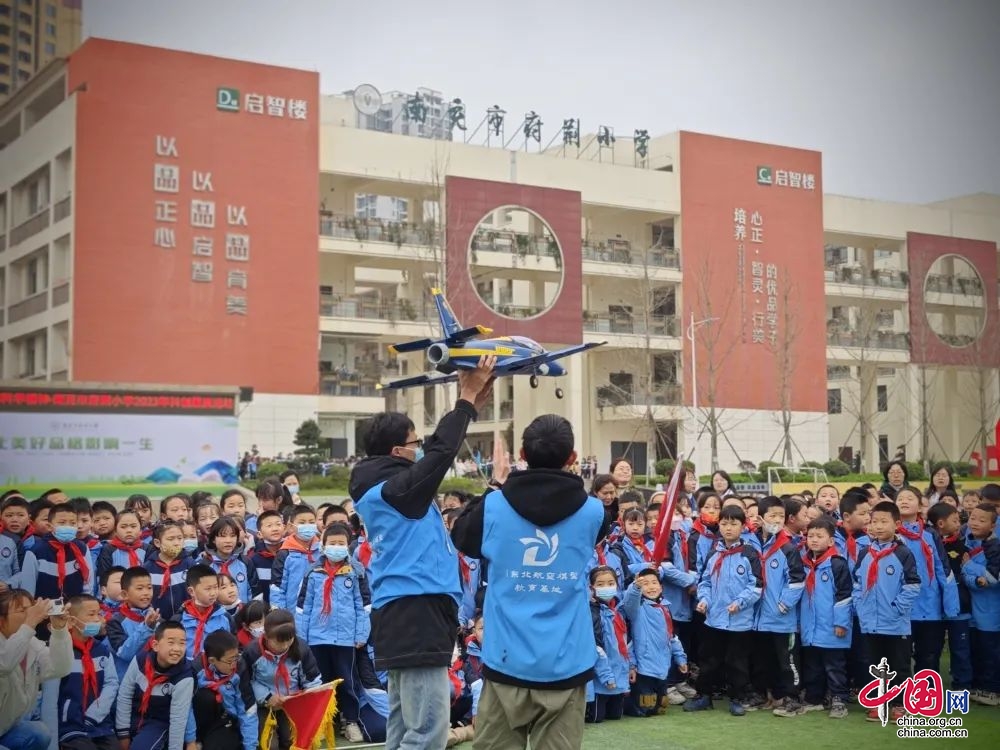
[445,325,493,345]
[499,341,607,373]
[376,372,460,391]
[387,338,435,354]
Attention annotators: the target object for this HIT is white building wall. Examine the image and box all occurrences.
[238,393,320,457]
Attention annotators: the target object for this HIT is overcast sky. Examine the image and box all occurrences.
[84,0,1000,204]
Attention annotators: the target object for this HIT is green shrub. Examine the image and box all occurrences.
[653,459,696,478]
[801,460,824,470]
[439,477,487,495]
[256,462,288,480]
[905,461,927,482]
[952,461,975,478]
[823,460,851,477]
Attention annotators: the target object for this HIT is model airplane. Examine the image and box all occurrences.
[377,289,605,399]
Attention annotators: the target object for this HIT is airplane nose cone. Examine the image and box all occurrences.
[538,363,550,375]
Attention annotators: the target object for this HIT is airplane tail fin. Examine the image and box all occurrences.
[432,288,462,337]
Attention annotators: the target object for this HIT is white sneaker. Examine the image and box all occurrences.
[675,682,698,699]
[979,691,1000,707]
[343,722,364,742]
[666,686,687,705]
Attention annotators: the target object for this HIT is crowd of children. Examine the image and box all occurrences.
[0,467,998,750]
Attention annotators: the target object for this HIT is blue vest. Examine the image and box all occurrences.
[481,490,604,682]
[356,480,461,609]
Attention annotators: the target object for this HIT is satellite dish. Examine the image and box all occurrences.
[353,84,382,116]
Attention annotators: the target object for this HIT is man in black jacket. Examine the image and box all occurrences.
[349,356,494,750]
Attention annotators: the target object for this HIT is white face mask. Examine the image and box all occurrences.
[764,522,783,536]
[249,625,264,638]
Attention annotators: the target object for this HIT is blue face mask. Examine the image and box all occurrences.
[324,544,349,562]
[53,526,77,543]
[182,539,199,552]
[81,621,102,638]
[413,447,425,462]
[594,586,617,602]
[296,523,318,541]
[286,484,300,496]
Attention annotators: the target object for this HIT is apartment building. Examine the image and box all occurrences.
[1,38,998,475]
[0,0,81,104]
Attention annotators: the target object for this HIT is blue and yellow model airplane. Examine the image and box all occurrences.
[378,289,605,399]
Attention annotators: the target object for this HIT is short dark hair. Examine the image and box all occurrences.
[322,523,352,543]
[100,565,127,588]
[619,489,645,507]
[255,479,284,502]
[719,505,746,523]
[220,489,247,509]
[203,629,239,660]
[67,593,98,612]
[0,490,25,504]
[257,510,282,526]
[634,568,659,582]
[974,503,998,520]
[621,508,644,525]
[279,470,300,482]
[442,507,463,523]
[154,620,185,640]
[48,504,77,523]
[883,460,908,484]
[758,496,785,516]
[521,414,574,469]
[28,498,54,520]
[361,412,415,456]
[784,497,805,518]
[124,494,152,513]
[160,494,189,516]
[841,488,871,517]
[806,517,837,537]
[288,503,316,523]
[871,500,900,522]
[189,491,215,511]
[981,484,1000,504]
[588,565,616,584]
[927,503,959,528]
[68,497,92,516]
[263,609,300,661]
[91,501,117,518]
[121,566,151,590]
[187,563,218,588]
[235,599,268,630]
[322,504,350,523]
[153,520,183,542]
[698,492,722,510]
[39,488,65,502]
[1,495,29,512]
[207,517,242,549]
[590,474,616,496]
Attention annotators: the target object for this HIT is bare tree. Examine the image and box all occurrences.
[768,275,803,466]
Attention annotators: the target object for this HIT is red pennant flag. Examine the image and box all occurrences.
[651,458,686,565]
[261,681,341,750]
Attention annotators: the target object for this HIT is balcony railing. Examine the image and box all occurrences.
[53,195,71,223]
[7,291,48,323]
[319,213,441,247]
[319,297,431,322]
[582,241,681,270]
[52,281,70,307]
[319,379,382,397]
[10,209,49,246]
[826,330,910,350]
[596,384,682,408]
[471,230,560,261]
[0,233,6,253]
[825,264,908,289]
[584,313,679,337]
[925,274,984,296]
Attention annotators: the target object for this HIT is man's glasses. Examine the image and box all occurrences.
[405,439,424,448]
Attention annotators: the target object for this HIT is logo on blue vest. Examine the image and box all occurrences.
[519,529,560,567]
[0,547,10,558]
[821,572,830,582]
[886,566,895,576]
[770,558,779,569]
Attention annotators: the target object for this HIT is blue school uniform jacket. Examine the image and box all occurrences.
[961,536,1000,632]
[754,531,806,633]
[106,605,156,678]
[834,528,871,574]
[26,534,94,599]
[195,662,259,750]
[95,540,147,581]
[58,637,119,742]
[687,521,719,574]
[296,559,371,647]
[896,520,960,621]
[851,538,922,636]
[658,529,698,623]
[622,583,687,680]
[799,551,853,649]
[458,554,481,627]
[174,601,233,660]
[696,541,763,631]
[609,535,656,586]
[202,548,261,604]
[239,637,323,703]
[587,544,626,595]
[249,541,280,606]
[269,537,321,611]
[0,533,21,588]
[143,551,194,621]
[116,651,196,750]
[588,601,630,695]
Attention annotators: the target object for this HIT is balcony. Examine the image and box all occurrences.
[0,233,6,253]
[319,213,440,246]
[52,281,69,307]
[826,330,909,350]
[584,313,679,337]
[7,291,48,323]
[319,296,433,338]
[595,384,683,420]
[53,195,71,223]
[10,209,49,246]
[582,239,681,270]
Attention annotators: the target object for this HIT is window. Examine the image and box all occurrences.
[877,384,888,412]
[43,42,54,55]
[0,5,9,17]
[0,24,10,35]
[0,82,8,94]
[16,49,28,63]
[26,257,38,295]
[46,4,56,17]
[17,67,27,80]
[18,11,29,24]
[45,22,55,36]
[878,435,890,462]
[17,29,29,43]
[24,337,36,377]
[0,63,8,75]
[827,388,842,414]
[0,42,8,53]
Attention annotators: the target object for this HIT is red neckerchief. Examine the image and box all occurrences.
[653,600,674,640]
[607,601,629,659]
[48,539,90,592]
[447,663,464,705]
[321,560,350,616]
[118,603,145,623]
[210,553,234,579]
[969,546,985,560]
[258,635,291,693]
[595,543,607,567]
[692,518,717,540]
[759,530,791,588]
[897,523,934,581]
[86,537,101,551]
[626,534,653,563]
[153,557,181,598]
[356,540,372,568]
[674,528,689,572]
[253,545,277,560]
[866,543,898,591]
[22,522,36,542]
[803,547,838,595]
[711,543,744,580]
[459,555,471,585]
[109,537,143,567]
[138,656,169,727]
[942,533,959,546]
[72,635,99,708]
[100,601,116,621]
[182,600,215,655]
[845,531,858,563]
[200,654,235,703]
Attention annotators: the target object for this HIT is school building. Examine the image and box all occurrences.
[0,38,998,476]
